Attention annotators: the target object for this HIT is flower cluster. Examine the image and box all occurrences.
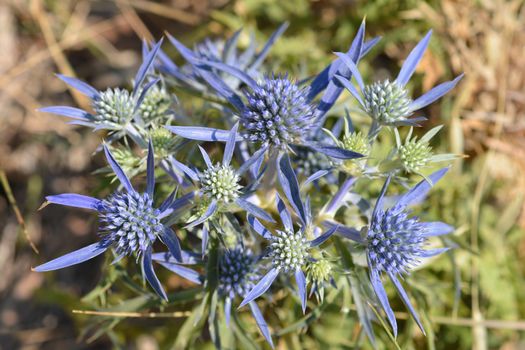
[35,19,462,348]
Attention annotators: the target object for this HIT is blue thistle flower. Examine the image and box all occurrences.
[218,246,259,299]
[33,141,192,300]
[242,75,316,148]
[219,247,274,347]
[394,126,460,175]
[338,168,454,336]
[165,22,379,163]
[167,124,275,231]
[335,30,463,126]
[152,246,273,347]
[39,40,165,146]
[239,156,338,313]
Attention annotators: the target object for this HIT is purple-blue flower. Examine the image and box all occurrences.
[335,30,463,126]
[241,74,316,148]
[238,155,338,314]
[340,168,454,335]
[39,40,166,146]
[33,141,191,301]
[152,246,274,347]
[164,21,378,163]
[166,123,274,231]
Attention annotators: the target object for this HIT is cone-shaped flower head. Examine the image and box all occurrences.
[93,88,135,125]
[99,191,164,257]
[201,163,242,203]
[218,247,259,299]
[239,166,339,314]
[335,31,463,126]
[367,203,426,275]
[361,168,455,336]
[269,229,310,272]
[39,40,165,148]
[363,80,412,125]
[150,127,178,159]
[398,138,432,173]
[293,146,333,178]
[137,84,173,125]
[166,33,367,163]
[394,126,459,175]
[34,141,190,300]
[242,75,316,148]
[178,124,275,230]
[341,130,370,156]
[306,257,334,302]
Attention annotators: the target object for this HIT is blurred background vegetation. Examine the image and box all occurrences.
[1,0,524,349]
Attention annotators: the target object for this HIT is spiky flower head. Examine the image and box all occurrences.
[93,88,135,126]
[109,146,142,174]
[293,147,333,178]
[99,191,163,257]
[363,80,412,125]
[218,247,259,299]
[138,85,173,125]
[394,126,458,175]
[399,139,432,173]
[323,118,369,175]
[242,75,316,148]
[306,258,334,302]
[150,127,177,159]
[361,169,455,336]
[306,258,333,284]
[367,203,428,275]
[342,131,370,156]
[269,229,310,273]
[200,163,242,203]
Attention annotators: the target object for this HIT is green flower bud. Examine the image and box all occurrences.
[363,80,412,125]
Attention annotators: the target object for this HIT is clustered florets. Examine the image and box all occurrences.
[363,80,412,125]
[200,164,242,203]
[367,205,425,275]
[36,24,461,346]
[138,85,172,124]
[399,138,432,173]
[150,127,177,159]
[342,131,370,156]
[242,76,316,147]
[269,229,310,272]
[99,191,163,256]
[293,147,333,177]
[93,88,134,125]
[218,247,258,299]
[306,258,333,283]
